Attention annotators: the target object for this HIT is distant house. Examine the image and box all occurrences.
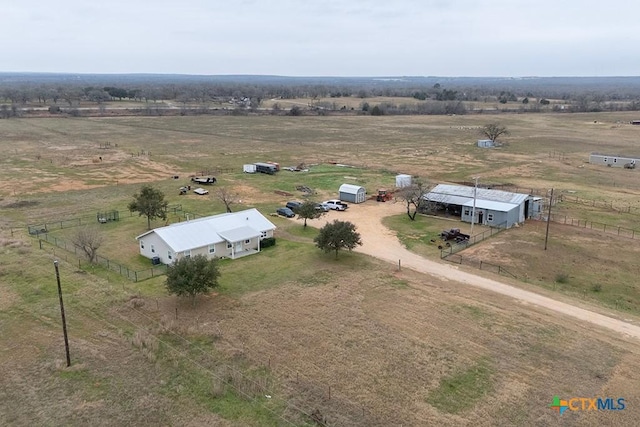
[631,120,640,125]
[339,184,366,203]
[135,208,276,264]
[423,184,541,228]
[477,139,495,148]
[589,153,640,168]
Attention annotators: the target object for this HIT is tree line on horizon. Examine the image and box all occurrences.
[2,77,640,118]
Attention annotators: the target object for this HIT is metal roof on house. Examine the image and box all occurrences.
[136,208,275,253]
[218,226,260,243]
[424,184,530,206]
[339,184,365,194]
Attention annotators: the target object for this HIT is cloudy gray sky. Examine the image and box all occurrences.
[2,0,638,77]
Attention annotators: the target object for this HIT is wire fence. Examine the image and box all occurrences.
[37,233,166,282]
[440,253,518,279]
[194,167,236,176]
[451,182,640,214]
[557,194,639,214]
[438,222,519,279]
[542,214,640,239]
[27,204,183,235]
[440,222,507,258]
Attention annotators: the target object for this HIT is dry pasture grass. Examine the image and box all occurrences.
[126,262,640,426]
[3,112,640,425]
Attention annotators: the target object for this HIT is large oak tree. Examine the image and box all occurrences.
[314,220,362,259]
[166,255,220,307]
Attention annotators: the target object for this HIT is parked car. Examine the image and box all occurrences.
[276,207,296,218]
[322,200,348,211]
[286,201,303,211]
[315,203,330,212]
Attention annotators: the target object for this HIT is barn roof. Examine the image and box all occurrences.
[424,184,530,206]
[462,199,518,212]
[136,208,275,253]
[339,184,365,194]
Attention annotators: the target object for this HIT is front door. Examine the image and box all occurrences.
[235,241,243,252]
[478,211,484,224]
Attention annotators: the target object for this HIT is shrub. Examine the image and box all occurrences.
[261,237,276,248]
[555,273,569,284]
[591,284,602,293]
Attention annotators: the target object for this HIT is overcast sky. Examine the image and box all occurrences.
[2,0,638,77]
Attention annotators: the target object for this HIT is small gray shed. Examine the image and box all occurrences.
[477,139,495,148]
[339,184,366,204]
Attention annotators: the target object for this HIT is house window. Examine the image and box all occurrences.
[245,239,251,244]
[487,213,494,221]
[604,157,608,162]
[183,250,191,258]
[168,251,172,260]
[209,244,215,254]
[140,241,144,249]
[227,242,232,249]
[151,244,155,253]
[261,231,267,238]
[464,209,470,215]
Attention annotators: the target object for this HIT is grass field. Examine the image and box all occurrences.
[2,112,640,425]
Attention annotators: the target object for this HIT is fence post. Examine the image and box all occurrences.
[135,271,138,282]
[480,261,483,270]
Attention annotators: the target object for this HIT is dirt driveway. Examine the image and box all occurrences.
[312,201,640,341]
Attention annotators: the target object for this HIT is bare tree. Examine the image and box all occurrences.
[71,227,104,263]
[397,180,432,221]
[216,187,239,213]
[481,123,510,143]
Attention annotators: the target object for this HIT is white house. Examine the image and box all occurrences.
[135,208,276,264]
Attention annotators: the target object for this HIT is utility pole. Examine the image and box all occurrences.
[544,188,554,250]
[54,260,71,367]
[470,177,478,236]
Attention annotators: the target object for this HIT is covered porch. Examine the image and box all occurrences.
[218,226,261,260]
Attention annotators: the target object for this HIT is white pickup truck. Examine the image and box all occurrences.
[322,199,348,211]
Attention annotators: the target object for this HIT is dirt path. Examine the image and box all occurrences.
[312,201,640,341]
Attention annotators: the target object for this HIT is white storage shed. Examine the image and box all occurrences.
[395,174,412,188]
[243,164,257,173]
[339,184,366,204]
